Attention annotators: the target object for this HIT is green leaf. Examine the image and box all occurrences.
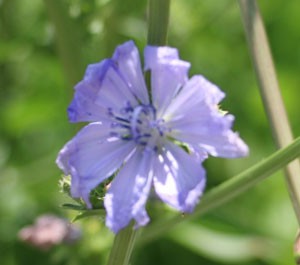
[73,209,106,222]
[61,203,87,211]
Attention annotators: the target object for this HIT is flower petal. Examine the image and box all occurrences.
[170,114,249,158]
[163,75,225,120]
[112,41,149,104]
[168,104,249,158]
[104,149,155,233]
[153,142,206,213]
[68,41,149,123]
[68,60,113,123]
[56,122,135,206]
[164,75,248,158]
[144,46,190,117]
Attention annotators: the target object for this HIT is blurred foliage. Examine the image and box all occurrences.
[0,0,299,264]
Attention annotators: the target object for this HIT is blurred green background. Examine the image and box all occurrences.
[1,0,300,264]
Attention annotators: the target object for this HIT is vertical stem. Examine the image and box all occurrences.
[106,1,171,265]
[147,0,170,46]
[146,0,171,98]
[107,224,139,265]
[238,0,300,224]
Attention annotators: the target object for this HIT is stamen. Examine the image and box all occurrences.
[115,117,130,124]
[108,104,167,148]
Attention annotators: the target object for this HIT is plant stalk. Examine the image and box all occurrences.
[106,1,171,264]
[107,224,139,265]
[147,0,170,46]
[238,0,300,224]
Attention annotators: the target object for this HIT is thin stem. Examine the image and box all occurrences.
[106,1,171,265]
[147,0,170,46]
[146,0,171,102]
[107,224,139,265]
[139,137,300,245]
[238,0,300,224]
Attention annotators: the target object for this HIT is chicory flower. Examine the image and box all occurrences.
[56,41,248,233]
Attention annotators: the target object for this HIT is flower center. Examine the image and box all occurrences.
[109,103,167,149]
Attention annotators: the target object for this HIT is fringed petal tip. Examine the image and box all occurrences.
[179,177,206,213]
[56,141,73,176]
[112,40,136,60]
[144,45,190,70]
[229,133,249,158]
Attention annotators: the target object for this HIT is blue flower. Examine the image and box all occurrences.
[56,41,248,233]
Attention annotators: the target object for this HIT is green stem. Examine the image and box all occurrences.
[107,224,139,265]
[147,0,170,46]
[139,137,300,245]
[238,0,300,224]
[146,0,171,101]
[106,1,171,265]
